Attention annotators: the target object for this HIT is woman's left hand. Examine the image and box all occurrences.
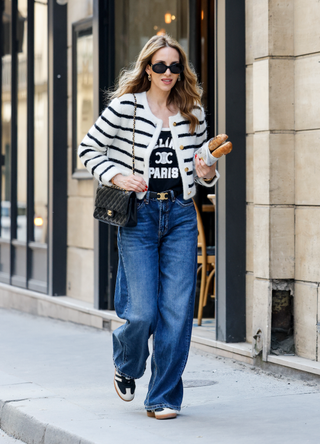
[194,154,216,180]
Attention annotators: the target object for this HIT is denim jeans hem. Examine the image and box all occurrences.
[144,403,181,412]
[113,361,146,380]
[113,363,135,380]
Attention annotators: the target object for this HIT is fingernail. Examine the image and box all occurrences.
[195,154,198,158]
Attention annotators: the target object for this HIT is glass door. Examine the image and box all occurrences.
[96,0,215,310]
[95,0,190,310]
[193,0,216,319]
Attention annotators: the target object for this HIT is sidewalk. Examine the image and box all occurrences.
[1,308,320,444]
[0,430,23,444]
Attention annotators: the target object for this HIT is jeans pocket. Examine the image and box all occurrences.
[136,199,146,211]
[175,196,194,208]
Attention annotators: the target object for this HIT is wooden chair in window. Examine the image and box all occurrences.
[194,200,216,326]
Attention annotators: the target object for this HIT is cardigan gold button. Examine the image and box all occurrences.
[173,122,177,126]
[184,167,189,172]
[180,145,184,150]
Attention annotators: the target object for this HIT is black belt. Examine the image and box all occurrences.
[148,190,180,201]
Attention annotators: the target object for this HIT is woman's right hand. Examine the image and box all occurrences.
[112,174,148,192]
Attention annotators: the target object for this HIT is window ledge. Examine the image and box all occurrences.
[72,170,93,180]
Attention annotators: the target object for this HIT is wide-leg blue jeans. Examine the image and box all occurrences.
[112,191,198,411]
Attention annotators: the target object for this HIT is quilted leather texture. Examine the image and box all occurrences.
[93,186,137,227]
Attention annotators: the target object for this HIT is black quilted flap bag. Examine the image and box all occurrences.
[93,186,137,227]
[92,94,138,228]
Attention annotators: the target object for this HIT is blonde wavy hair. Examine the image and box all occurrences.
[107,34,203,134]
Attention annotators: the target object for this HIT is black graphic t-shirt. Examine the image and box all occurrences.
[148,130,183,194]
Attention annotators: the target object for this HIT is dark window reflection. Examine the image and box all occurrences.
[1,0,12,240]
[115,0,189,76]
[76,27,93,171]
[34,0,48,244]
[16,0,27,242]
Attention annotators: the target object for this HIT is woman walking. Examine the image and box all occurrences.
[79,34,221,419]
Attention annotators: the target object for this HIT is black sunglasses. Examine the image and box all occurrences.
[150,62,184,75]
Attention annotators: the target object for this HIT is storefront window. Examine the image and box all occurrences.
[1,0,12,241]
[114,0,189,76]
[0,0,12,283]
[72,19,93,176]
[0,0,64,292]
[16,0,27,242]
[34,0,48,244]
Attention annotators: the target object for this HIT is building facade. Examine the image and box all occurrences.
[246,0,320,362]
[1,0,319,368]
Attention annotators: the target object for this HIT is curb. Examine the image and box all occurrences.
[0,374,96,444]
[0,397,94,444]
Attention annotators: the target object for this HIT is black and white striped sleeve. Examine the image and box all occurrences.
[78,97,122,185]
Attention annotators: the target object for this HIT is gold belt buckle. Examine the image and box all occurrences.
[157,192,169,201]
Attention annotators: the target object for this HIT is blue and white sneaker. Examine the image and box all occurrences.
[114,370,135,402]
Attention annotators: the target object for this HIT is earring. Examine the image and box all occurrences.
[148,74,151,82]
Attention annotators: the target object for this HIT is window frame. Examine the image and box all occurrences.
[71,16,94,179]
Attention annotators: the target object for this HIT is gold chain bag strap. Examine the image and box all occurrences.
[93,94,138,227]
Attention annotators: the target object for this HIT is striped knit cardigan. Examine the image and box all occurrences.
[78,91,220,200]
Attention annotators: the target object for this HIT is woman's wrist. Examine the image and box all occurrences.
[111,174,121,186]
[203,173,216,182]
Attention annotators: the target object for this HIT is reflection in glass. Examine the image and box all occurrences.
[200,0,208,109]
[76,29,93,170]
[114,0,189,76]
[16,0,27,241]
[34,1,48,244]
[1,0,12,240]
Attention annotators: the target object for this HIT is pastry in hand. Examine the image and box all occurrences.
[210,141,233,158]
[208,134,228,152]
[195,133,232,166]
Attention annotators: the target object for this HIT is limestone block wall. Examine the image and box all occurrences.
[67,0,94,303]
[293,0,320,360]
[246,0,320,361]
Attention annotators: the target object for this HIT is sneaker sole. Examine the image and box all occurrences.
[146,410,177,420]
[155,411,177,420]
[114,370,134,402]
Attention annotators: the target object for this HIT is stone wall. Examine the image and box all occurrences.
[66,0,94,303]
[246,0,320,361]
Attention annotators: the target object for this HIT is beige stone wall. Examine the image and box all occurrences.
[246,0,320,360]
[67,0,94,303]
